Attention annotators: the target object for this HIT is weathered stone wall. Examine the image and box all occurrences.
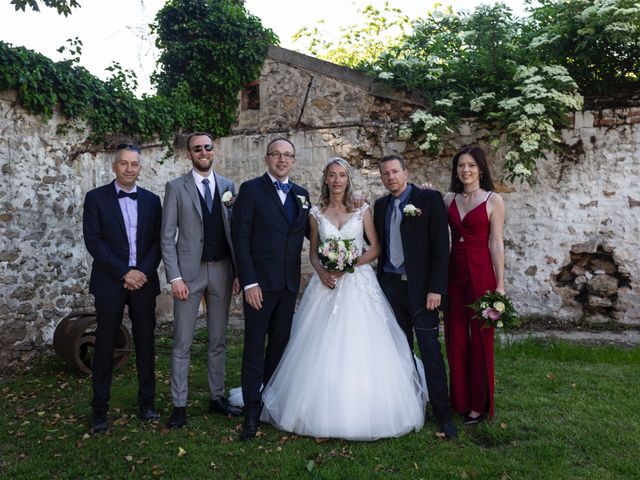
[1,47,639,372]
[219,121,640,328]
[0,90,197,370]
[224,47,640,328]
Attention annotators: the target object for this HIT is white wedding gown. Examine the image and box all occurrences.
[260,204,427,440]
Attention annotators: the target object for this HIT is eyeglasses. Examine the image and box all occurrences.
[191,144,214,153]
[116,143,141,153]
[268,152,295,160]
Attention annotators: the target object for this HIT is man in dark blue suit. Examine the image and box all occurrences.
[82,143,162,434]
[232,138,310,441]
[374,154,458,439]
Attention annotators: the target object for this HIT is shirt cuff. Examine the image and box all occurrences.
[244,283,259,291]
[169,277,183,283]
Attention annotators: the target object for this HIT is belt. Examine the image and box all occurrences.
[383,271,407,281]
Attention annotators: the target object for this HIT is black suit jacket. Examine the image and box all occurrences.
[83,181,162,298]
[374,185,449,314]
[232,173,310,293]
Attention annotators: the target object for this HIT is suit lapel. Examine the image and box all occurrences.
[376,194,392,252]
[290,184,307,228]
[215,173,235,256]
[107,181,127,239]
[214,173,229,225]
[183,173,203,220]
[400,186,419,243]
[260,173,289,224]
[135,188,148,263]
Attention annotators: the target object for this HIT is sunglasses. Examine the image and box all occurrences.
[191,144,214,153]
[115,143,141,153]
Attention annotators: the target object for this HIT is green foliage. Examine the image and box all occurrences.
[298,1,639,183]
[523,0,640,95]
[1,333,639,478]
[0,40,175,144]
[293,1,411,69]
[152,0,277,137]
[379,4,585,182]
[0,0,275,149]
[9,0,80,16]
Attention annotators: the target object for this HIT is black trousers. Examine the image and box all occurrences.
[379,274,453,425]
[241,289,297,418]
[91,288,157,415]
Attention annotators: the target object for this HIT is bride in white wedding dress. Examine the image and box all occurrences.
[260,158,427,440]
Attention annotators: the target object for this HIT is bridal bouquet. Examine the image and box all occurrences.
[318,236,359,273]
[469,290,520,329]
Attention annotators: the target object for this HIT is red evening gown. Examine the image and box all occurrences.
[445,192,496,419]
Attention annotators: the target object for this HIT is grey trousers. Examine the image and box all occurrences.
[170,258,232,407]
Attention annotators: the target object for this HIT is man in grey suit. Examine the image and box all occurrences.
[161,132,241,428]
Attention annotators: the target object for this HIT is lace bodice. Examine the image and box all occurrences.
[310,204,369,252]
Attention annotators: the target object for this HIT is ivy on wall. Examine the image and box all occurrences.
[0,0,276,149]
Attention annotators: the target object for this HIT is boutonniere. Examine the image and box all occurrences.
[222,189,236,207]
[297,195,310,209]
[402,203,422,217]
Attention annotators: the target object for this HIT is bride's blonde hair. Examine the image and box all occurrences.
[319,157,354,211]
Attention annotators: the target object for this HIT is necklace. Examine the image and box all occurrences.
[462,187,481,198]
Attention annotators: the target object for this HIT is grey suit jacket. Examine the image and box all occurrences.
[161,171,236,283]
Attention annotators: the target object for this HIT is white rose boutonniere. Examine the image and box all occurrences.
[222,190,235,207]
[297,195,310,209]
[402,204,422,217]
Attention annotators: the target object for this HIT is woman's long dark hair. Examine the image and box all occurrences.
[449,145,495,193]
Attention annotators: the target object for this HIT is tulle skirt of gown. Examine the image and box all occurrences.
[260,264,427,441]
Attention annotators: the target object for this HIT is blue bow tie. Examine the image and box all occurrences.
[117,190,138,200]
[274,180,292,194]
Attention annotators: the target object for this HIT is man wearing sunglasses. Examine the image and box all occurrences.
[161,132,240,428]
[82,143,163,434]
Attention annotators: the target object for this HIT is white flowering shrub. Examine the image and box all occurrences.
[295,1,639,183]
[375,3,596,182]
[495,65,584,181]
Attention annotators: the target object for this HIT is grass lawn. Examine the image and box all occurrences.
[1,330,639,479]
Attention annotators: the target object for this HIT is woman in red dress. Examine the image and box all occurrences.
[444,145,505,425]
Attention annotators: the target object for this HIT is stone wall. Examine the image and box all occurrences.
[223,47,640,327]
[1,46,639,372]
[0,90,193,370]
[219,114,640,328]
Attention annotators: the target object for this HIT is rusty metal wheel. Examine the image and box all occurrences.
[53,311,132,375]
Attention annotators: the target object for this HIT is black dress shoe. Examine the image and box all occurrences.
[209,397,242,417]
[463,413,486,426]
[166,407,187,429]
[439,420,458,439]
[239,415,259,441]
[139,406,161,421]
[91,413,109,435]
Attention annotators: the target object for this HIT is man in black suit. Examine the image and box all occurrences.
[231,138,310,441]
[82,143,162,434]
[374,154,458,439]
